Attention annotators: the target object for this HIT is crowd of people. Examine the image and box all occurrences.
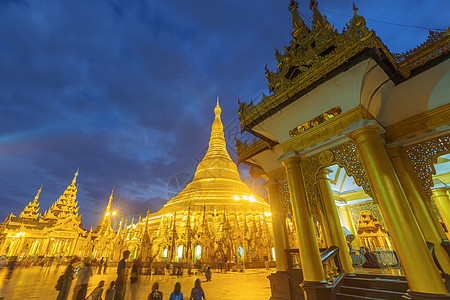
[55,250,208,300]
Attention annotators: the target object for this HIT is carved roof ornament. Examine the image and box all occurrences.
[19,185,42,220]
[41,169,81,226]
[238,1,450,131]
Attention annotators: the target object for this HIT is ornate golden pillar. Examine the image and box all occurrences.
[264,180,290,271]
[349,123,448,295]
[388,145,450,273]
[432,188,450,237]
[282,156,326,283]
[339,206,361,249]
[317,168,355,274]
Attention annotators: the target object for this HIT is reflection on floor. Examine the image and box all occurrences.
[0,265,272,300]
[354,266,404,276]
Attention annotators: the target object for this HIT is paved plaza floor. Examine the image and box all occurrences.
[0,265,272,299]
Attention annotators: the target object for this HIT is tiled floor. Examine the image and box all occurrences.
[0,265,272,299]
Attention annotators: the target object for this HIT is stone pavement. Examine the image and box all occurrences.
[0,265,272,299]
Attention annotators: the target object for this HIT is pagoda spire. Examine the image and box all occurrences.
[19,185,42,220]
[94,187,115,233]
[72,168,79,185]
[289,0,308,36]
[191,97,240,182]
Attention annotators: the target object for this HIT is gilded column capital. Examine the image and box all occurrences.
[266,167,287,183]
[263,179,280,189]
[317,167,333,179]
[279,150,302,168]
[339,205,350,212]
[386,144,408,159]
[344,119,385,142]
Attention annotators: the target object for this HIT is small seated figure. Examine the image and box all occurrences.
[205,266,212,281]
[362,247,380,268]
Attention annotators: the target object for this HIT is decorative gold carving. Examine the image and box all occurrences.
[330,142,373,199]
[318,150,334,166]
[238,2,449,133]
[392,29,450,77]
[300,141,373,223]
[281,105,374,153]
[289,107,342,137]
[280,183,292,215]
[236,138,271,165]
[405,135,450,198]
[384,103,450,142]
[347,201,385,232]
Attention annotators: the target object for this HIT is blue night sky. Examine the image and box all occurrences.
[0,0,448,228]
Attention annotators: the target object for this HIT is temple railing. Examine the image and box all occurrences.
[427,242,450,291]
[285,248,301,270]
[321,246,345,286]
[350,247,400,268]
[285,246,345,286]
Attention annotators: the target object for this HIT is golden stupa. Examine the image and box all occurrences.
[136,99,274,265]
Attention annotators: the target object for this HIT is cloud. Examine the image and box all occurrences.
[0,0,448,227]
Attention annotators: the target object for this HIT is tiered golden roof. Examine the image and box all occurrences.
[19,185,41,221]
[41,169,81,222]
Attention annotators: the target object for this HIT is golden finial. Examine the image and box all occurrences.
[34,185,43,202]
[72,168,79,184]
[107,186,114,210]
[214,97,222,118]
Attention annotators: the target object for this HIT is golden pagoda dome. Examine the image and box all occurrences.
[162,98,268,210]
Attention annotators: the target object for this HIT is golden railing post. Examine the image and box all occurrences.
[348,122,448,295]
[388,145,450,273]
[339,205,361,249]
[281,155,326,285]
[317,168,355,274]
[264,180,290,271]
[432,188,450,237]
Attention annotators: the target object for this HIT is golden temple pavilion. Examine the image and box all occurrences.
[0,170,87,258]
[235,0,450,299]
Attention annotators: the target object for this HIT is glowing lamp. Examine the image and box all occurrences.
[249,195,256,202]
[112,211,117,216]
[234,195,239,201]
[264,211,271,217]
[106,212,110,216]
[243,195,248,200]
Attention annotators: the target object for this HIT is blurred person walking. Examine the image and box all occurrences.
[114,250,130,300]
[129,259,140,299]
[56,256,79,300]
[73,259,93,300]
[98,258,104,274]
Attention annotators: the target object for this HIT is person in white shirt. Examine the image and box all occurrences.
[73,260,93,300]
